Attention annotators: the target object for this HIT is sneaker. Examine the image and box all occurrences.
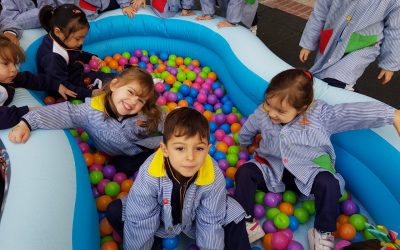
[246,219,265,243]
[308,228,335,250]
[250,25,258,35]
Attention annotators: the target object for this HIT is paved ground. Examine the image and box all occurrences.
[255,3,400,108]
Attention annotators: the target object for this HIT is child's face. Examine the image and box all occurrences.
[263,95,302,124]
[110,79,148,117]
[0,58,17,83]
[55,26,88,49]
[161,134,211,178]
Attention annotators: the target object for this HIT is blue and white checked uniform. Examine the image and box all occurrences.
[299,0,400,86]
[74,0,131,20]
[0,0,69,34]
[199,0,244,24]
[0,14,22,37]
[239,100,396,196]
[22,95,163,156]
[124,149,246,250]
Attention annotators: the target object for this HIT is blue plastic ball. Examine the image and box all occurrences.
[204,103,214,112]
[162,237,179,250]
[138,61,147,69]
[209,145,216,156]
[225,177,234,189]
[209,134,216,144]
[221,95,231,103]
[351,232,364,243]
[220,123,231,134]
[189,88,199,98]
[179,84,190,96]
[222,104,232,114]
[213,151,226,161]
[209,122,218,133]
[288,216,300,231]
[184,96,194,105]
[176,92,183,101]
[164,83,170,92]
[159,52,169,61]
[211,82,221,90]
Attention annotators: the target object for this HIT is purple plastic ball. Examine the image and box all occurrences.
[167,92,178,102]
[341,200,358,215]
[238,151,250,160]
[262,220,277,233]
[103,165,117,179]
[254,204,265,220]
[92,186,100,198]
[83,64,91,73]
[287,240,304,250]
[129,56,139,65]
[75,137,82,144]
[197,93,207,103]
[264,192,282,207]
[133,49,142,57]
[79,142,90,153]
[169,67,177,75]
[141,56,149,63]
[218,159,229,171]
[240,117,247,126]
[227,187,235,196]
[113,172,127,184]
[89,164,103,172]
[187,64,195,70]
[215,113,226,125]
[213,88,224,98]
[207,94,218,105]
[214,103,223,110]
[97,179,110,194]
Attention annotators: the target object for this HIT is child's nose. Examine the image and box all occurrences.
[186,149,194,160]
[9,64,16,72]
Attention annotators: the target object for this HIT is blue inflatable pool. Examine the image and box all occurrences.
[0,7,399,249]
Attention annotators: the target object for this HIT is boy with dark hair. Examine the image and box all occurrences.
[106,107,250,250]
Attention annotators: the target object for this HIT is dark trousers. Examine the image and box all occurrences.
[106,199,251,250]
[323,78,347,89]
[108,149,153,176]
[234,163,340,232]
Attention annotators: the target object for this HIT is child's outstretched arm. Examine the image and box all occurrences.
[8,120,30,144]
[131,0,146,11]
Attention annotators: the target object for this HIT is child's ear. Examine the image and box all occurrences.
[109,79,119,91]
[160,142,169,157]
[54,27,65,40]
[207,143,212,152]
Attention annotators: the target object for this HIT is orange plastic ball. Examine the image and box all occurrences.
[108,60,118,70]
[116,66,123,72]
[178,100,189,107]
[339,223,357,240]
[279,202,294,216]
[157,64,166,72]
[179,65,186,70]
[113,53,121,61]
[203,110,213,121]
[93,152,107,165]
[183,68,191,74]
[101,240,118,250]
[262,233,274,250]
[337,214,350,225]
[96,195,113,212]
[191,59,200,68]
[121,179,134,193]
[207,72,217,81]
[83,152,94,166]
[103,56,113,64]
[100,218,113,236]
[225,167,237,180]
[216,142,228,153]
[116,191,128,199]
[44,96,56,105]
[230,123,241,133]
[175,57,184,66]
[183,79,192,86]
[99,61,107,68]
[164,74,176,85]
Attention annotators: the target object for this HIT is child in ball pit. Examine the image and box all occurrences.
[234,68,400,248]
[106,107,251,250]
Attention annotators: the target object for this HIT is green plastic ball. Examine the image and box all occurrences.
[167,60,176,67]
[150,55,159,64]
[226,154,239,166]
[339,191,349,202]
[80,131,89,142]
[184,57,192,65]
[177,72,187,82]
[161,105,169,112]
[349,214,367,231]
[227,145,240,155]
[105,181,121,197]
[170,87,179,93]
[186,71,196,81]
[215,109,223,114]
[168,54,177,61]
[71,99,83,105]
[101,66,111,74]
[199,72,208,79]
[266,207,280,220]
[173,81,182,89]
[293,207,309,224]
[122,51,131,59]
[232,107,238,113]
[255,190,266,204]
[101,236,114,245]
[69,129,78,137]
[141,50,148,56]
[302,200,316,215]
[283,190,297,204]
[202,66,211,74]
[233,133,239,144]
[161,71,170,80]
[273,212,290,229]
[90,170,103,185]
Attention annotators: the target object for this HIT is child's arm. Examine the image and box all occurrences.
[124,165,161,249]
[377,5,400,84]
[299,0,334,61]
[238,108,261,147]
[319,101,397,135]
[0,105,28,130]
[8,101,90,144]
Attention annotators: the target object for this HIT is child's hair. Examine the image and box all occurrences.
[163,107,210,144]
[39,4,89,39]
[101,67,162,134]
[265,68,314,113]
[0,35,25,64]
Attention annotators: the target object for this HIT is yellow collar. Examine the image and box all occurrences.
[148,148,215,186]
[90,94,106,112]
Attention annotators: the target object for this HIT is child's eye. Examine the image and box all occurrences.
[175,147,184,151]
[196,147,205,151]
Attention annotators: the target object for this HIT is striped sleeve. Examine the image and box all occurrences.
[238,107,261,147]
[378,3,400,71]
[22,101,90,130]
[195,169,226,250]
[319,101,396,135]
[299,0,334,51]
[124,163,161,250]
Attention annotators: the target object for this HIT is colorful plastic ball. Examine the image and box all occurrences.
[236,159,247,168]
[138,61,146,69]
[225,166,237,179]
[214,129,226,141]
[271,231,290,250]
[363,229,376,240]
[209,135,216,145]
[118,57,128,66]
[280,228,294,242]
[225,113,238,124]
[121,51,131,59]
[90,170,104,185]
[80,131,90,142]
[288,216,300,231]
[255,190,266,204]
[193,103,204,113]
[129,56,139,65]
[184,96,194,105]
[113,172,127,184]
[197,93,207,103]
[179,84,190,96]
[83,64,91,73]
[227,145,240,155]
[93,152,107,165]
[335,240,351,250]
[92,186,100,198]
[351,232,364,243]
[221,104,232,114]
[273,212,290,229]
[101,66,111,73]
[266,207,281,220]
[100,240,118,250]
[89,163,103,172]
[225,177,234,189]
[184,57,192,65]
[218,159,229,171]
[96,195,112,212]
[287,240,304,250]
[157,96,167,106]
[162,237,179,250]
[220,123,231,134]
[103,165,116,179]
[89,59,99,70]
[238,151,250,160]
[187,71,196,81]
[349,214,366,231]
[209,122,218,133]
[302,200,316,215]
[279,202,294,216]
[167,92,178,102]
[339,191,349,202]
[101,235,114,246]
[338,223,357,240]
[293,207,309,224]
[341,200,358,215]
[264,192,282,207]
[207,94,218,105]
[133,49,142,57]
[215,113,226,125]
[112,230,122,243]
[105,181,121,197]
[100,218,113,236]
[79,142,90,153]
[213,151,226,161]
[263,220,278,233]
[226,154,239,166]
[223,136,234,147]
[44,96,56,105]
[283,190,297,204]
[159,52,168,60]
[97,179,110,194]
[155,82,165,93]
[262,233,274,250]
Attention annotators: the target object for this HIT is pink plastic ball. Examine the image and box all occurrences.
[79,142,90,153]
[218,159,229,171]
[157,96,167,106]
[191,83,201,90]
[193,67,201,74]
[204,78,214,85]
[113,172,127,184]
[280,228,294,241]
[118,57,128,66]
[193,104,205,113]
[89,164,103,172]
[146,63,154,68]
[271,232,290,250]
[155,82,165,93]
[146,66,153,73]
[197,93,207,103]
[214,129,226,141]
[287,240,304,250]
[194,76,204,84]
[113,230,123,243]
[226,113,238,124]
[129,56,139,65]
[222,135,234,146]
[97,179,110,194]
[167,92,177,102]
[89,59,99,70]
[335,240,351,250]
[236,159,247,168]
[202,82,212,92]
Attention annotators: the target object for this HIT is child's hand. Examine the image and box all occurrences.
[3,32,19,45]
[122,5,136,18]
[394,110,400,135]
[196,15,213,21]
[58,84,77,100]
[217,21,235,28]
[28,106,40,111]
[181,9,195,16]
[131,0,146,10]
[8,121,30,144]
[299,48,311,63]
[377,69,394,85]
